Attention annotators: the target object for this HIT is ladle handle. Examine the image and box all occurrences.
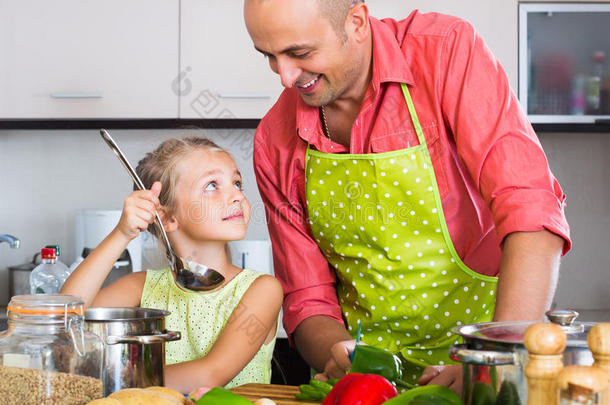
[99,129,176,267]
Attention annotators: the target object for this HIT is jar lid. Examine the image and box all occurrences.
[8,294,85,316]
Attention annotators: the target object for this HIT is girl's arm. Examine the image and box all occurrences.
[164,274,284,394]
[60,183,162,307]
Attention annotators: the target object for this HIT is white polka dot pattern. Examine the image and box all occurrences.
[305,141,497,383]
[141,268,277,389]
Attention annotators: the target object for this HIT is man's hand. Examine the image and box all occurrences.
[313,340,356,381]
[418,365,463,394]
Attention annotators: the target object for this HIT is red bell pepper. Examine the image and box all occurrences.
[322,373,398,405]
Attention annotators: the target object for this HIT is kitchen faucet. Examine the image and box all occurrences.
[0,234,20,249]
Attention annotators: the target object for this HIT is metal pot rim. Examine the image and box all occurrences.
[452,320,596,348]
[84,307,170,322]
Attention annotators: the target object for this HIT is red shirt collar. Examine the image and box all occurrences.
[296,16,415,145]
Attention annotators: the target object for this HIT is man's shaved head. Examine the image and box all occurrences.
[318,0,364,40]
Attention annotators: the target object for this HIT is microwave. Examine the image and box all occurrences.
[518,3,610,125]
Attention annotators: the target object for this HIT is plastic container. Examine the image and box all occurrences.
[0,294,104,404]
[30,247,71,294]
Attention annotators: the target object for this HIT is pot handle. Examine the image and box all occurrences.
[449,344,517,365]
[106,330,181,345]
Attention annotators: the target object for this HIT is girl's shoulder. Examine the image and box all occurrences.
[239,271,283,302]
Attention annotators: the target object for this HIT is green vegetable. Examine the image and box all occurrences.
[193,387,252,405]
[462,364,471,405]
[411,394,459,405]
[381,385,462,405]
[298,383,326,400]
[494,381,521,405]
[350,344,404,386]
[294,377,340,400]
[472,382,495,405]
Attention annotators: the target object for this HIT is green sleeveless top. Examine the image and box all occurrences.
[140,268,276,389]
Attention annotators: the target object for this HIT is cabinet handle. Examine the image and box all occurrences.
[50,93,103,99]
[217,93,271,99]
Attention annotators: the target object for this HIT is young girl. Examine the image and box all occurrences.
[60,137,283,394]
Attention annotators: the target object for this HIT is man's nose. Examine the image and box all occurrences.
[276,58,302,89]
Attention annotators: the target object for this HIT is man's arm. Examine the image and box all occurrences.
[294,315,354,378]
[493,229,564,321]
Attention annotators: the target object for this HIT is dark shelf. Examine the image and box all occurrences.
[0,119,261,130]
[532,123,610,133]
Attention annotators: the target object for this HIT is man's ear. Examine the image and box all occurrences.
[158,207,179,233]
[347,2,370,43]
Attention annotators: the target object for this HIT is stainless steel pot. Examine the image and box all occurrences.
[450,310,595,405]
[84,307,181,396]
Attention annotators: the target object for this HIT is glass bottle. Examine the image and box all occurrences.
[558,365,607,405]
[586,51,606,115]
[0,294,103,404]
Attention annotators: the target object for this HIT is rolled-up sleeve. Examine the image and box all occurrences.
[253,127,345,336]
[438,20,571,254]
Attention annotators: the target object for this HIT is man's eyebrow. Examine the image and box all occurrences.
[255,44,313,56]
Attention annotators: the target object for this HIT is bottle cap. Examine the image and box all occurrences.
[45,244,60,256]
[41,248,57,260]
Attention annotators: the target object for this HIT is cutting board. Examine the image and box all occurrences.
[230,383,321,404]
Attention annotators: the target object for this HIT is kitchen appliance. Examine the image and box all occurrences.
[228,240,273,275]
[84,307,181,396]
[450,309,596,405]
[8,252,40,298]
[75,209,142,287]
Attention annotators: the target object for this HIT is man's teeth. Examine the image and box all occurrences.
[301,76,319,88]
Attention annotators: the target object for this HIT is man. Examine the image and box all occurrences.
[245,0,570,389]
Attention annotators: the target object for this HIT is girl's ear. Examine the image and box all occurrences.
[158,207,179,233]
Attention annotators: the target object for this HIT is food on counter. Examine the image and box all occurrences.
[146,386,187,403]
[322,373,398,405]
[494,381,521,405]
[350,344,413,388]
[105,388,183,405]
[85,399,121,405]
[0,365,103,405]
[295,378,336,400]
[189,387,253,404]
[381,384,462,405]
[253,399,277,405]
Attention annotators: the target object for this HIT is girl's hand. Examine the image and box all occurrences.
[116,181,162,240]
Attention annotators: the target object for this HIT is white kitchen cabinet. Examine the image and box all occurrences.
[0,0,179,119]
[365,1,518,90]
[179,0,284,119]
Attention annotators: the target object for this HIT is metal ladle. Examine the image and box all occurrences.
[100,129,225,291]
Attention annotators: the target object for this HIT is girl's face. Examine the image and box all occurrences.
[172,148,251,242]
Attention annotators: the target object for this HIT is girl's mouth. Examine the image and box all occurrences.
[222,212,244,221]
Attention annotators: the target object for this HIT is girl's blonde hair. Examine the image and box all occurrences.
[135,136,227,238]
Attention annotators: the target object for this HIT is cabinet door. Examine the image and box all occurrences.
[180,0,283,119]
[0,0,178,119]
[365,1,517,89]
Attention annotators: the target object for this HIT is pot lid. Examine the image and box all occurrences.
[454,310,595,348]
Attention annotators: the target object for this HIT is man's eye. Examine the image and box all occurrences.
[234,181,243,190]
[292,52,310,59]
[204,182,217,191]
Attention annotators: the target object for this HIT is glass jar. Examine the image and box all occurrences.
[0,294,104,405]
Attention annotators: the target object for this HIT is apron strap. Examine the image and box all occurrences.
[400,83,427,148]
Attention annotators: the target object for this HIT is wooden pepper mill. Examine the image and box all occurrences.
[524,322,567,405]
[557,365,608,404]
[588,323,610,405]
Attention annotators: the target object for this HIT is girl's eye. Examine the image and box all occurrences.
[234,181,243,191]
[204,182,217,191]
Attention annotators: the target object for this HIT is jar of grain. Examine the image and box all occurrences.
[0,294,104,405]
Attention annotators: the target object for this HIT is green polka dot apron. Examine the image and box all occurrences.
[305,83,498,383]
